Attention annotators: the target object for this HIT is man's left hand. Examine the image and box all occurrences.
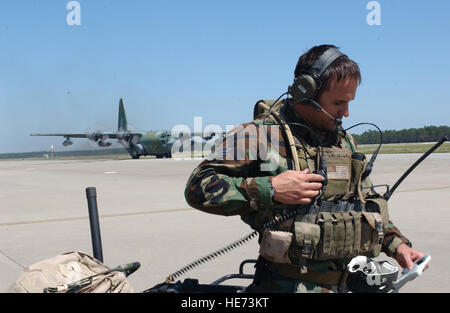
[395,243,429,270]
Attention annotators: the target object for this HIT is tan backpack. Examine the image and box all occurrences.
[7,251,134,293]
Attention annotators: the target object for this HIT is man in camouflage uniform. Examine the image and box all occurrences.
[184,45,426,293]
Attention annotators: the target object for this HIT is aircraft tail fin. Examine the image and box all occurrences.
[118,98,128,132]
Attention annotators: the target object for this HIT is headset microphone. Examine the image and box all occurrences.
[303,98,342,127]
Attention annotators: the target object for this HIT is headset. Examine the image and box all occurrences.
[288,47,344,125]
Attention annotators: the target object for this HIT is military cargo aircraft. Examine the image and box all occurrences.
[31,99,219,159]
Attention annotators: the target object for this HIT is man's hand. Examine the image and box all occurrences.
[272,169,324,205]
[395,243,429,271]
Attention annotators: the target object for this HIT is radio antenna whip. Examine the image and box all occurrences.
[383,136,447,201]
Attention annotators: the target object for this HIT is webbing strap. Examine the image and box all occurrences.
[321,212,333,256]
[333,213,345,257]
[350,211,361,251]
[342,212,354,256]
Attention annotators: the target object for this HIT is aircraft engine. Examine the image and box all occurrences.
[62,138,73,146]
[129,144,145,159]
[98,140,112,147]
[134,144,145,155]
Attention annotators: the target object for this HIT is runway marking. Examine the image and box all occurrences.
[0,207,194,227]
[0,250,25,269]
[104,171,118,174]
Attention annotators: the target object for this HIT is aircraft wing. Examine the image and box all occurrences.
[31,133,98,138]
[30,132,142,147]
[178,132,226,141]
[30,132,143,139]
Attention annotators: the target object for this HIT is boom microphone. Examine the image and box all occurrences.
[304,99,342,127]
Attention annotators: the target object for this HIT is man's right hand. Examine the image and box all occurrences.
[271,169,324,205]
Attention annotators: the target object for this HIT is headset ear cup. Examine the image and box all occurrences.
[290,75,317,102]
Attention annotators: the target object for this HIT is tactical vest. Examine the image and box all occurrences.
[254,100,390,265]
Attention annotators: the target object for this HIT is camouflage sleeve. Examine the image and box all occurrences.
[184,123,282,216]
[382,222,412,257]
[184,161,273,216]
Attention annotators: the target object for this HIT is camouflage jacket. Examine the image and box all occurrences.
[185,100,411,264]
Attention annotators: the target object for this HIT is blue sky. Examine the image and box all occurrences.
[0,0,449,153]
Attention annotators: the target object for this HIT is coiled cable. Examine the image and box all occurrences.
[165,208,298,283]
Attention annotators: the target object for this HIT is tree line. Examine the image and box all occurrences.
[351,125,449,144]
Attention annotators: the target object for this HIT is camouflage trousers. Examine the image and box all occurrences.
[247,258,339,293]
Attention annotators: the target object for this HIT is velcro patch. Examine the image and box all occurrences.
[327,164,350,180]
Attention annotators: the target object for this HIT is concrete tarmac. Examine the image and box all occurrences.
[1,153,449,293]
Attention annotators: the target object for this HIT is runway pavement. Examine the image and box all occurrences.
[1,153,449,293]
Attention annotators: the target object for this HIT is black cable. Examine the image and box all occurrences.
[166,208,298,283]
[262,97,321,159]
[344,122,383,180]
[261,91,289,127]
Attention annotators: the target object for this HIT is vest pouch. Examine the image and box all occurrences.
[359,212,384,258]
[322,147,352,201]
[365,197,390,227]
[315,212,357,260]
[316,212,333,260]
[289,221,321,264]
[348,153,366,199]
[259,229,293,264]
